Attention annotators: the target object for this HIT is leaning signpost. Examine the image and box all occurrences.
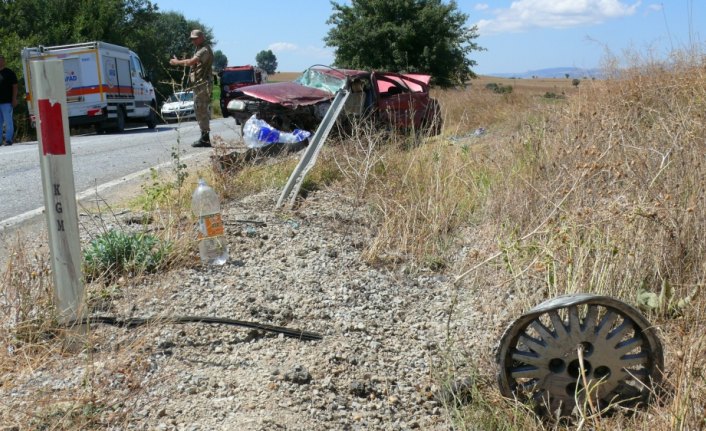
[276,89,350,208]
[30,58,85,328]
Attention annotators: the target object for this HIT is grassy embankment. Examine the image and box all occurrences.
[2,50,705,429]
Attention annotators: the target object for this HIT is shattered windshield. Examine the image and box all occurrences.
[295,68,347,94]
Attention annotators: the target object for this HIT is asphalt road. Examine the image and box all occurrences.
[0,118,241,229]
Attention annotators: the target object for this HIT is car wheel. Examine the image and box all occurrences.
[496,294,664,419]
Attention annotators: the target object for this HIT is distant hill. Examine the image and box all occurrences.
[486,67,602,79]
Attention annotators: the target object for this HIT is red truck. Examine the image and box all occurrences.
[219,65,266,118]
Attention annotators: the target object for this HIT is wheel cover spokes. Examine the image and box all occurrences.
[496,294,663,418]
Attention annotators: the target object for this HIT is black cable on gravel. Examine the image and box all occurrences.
[71,315,323,341]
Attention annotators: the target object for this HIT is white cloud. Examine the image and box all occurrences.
[476,0,641,35]
[647,3,662,12]
[475,3,489,11]
[268,42,298,52]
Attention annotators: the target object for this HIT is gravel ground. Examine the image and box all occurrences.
[3,183,519,430]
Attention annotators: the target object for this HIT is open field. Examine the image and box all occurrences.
[473,74,579,94]
[268,71,301,82]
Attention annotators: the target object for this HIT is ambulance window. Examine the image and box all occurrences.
[131,55,144,77]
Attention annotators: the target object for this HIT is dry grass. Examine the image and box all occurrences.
[325,52,705,429]
[0,188,198,428]
[447,58,704,428]
[1,52,705,429]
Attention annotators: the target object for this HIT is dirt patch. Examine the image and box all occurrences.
[2,185,492,430]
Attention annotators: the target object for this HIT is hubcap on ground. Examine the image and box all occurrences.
[495,294,663,418]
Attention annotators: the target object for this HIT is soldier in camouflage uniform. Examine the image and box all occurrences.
[170,29,214,147]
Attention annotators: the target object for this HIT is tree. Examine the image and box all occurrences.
[0,0,162,132]
[255,50,277,74]
[128,11,213,100]
[0,0,213,104]
[213,50,228,73]
[325,0,483,87]
[0,0,159,48]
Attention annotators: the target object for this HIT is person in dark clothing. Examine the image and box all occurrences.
[0,54,18,146]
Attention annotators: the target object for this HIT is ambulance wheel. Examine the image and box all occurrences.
[95,122,107,135]
[114,108,125,133]
[145,107,158,129]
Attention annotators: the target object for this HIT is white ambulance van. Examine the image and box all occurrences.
[21,41,158,133]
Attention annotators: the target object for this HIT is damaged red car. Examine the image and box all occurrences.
[226,65,442,135]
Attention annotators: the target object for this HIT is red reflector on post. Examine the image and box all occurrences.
[38,99,67,156]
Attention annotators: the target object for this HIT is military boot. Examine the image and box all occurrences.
[192,131,211,147]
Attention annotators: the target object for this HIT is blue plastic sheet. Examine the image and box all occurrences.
[243,115,311,148]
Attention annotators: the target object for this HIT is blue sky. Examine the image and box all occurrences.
[155,0,705,75]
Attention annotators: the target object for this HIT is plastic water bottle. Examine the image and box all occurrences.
[191,179,228,265]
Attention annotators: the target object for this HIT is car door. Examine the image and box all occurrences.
[371,72,431,130]
[129,53,153,117]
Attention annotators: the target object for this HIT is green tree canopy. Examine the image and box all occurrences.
[0,0,213,103]
[145,13,215,98]
[213,50,228,73]
[255,49,278,74]
[0,0,159,52]
[324,0,483,87]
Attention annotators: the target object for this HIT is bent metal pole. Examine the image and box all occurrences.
[30,58,84,324]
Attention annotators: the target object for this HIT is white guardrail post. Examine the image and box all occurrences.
[30,59,85,329]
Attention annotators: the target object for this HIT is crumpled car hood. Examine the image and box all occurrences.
[239,82,334,107]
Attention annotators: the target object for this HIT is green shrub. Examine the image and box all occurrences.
[485,82,513,94]
[211,82,222,118]
[543,91,565,100]
[83,230,171,280]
